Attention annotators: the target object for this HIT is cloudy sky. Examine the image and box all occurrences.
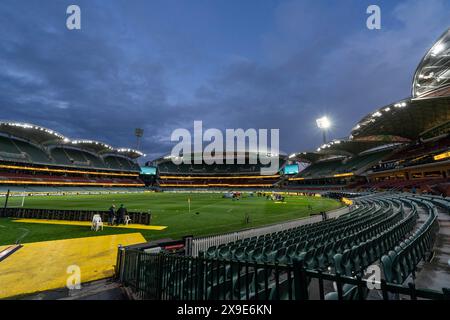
[0,0,449,162]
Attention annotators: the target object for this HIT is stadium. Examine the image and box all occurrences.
[0,4,449,305]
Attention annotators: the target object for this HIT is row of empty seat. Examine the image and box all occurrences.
[139,192,443,300]
[381,197,439,284]
[0,136,50,163]
[157,162,281,175]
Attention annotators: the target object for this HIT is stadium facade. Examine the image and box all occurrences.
[1,29,449,197]
[114,28,450,299]
[150,151,287,189]
[283,28,450,196]
[0,121,145,195]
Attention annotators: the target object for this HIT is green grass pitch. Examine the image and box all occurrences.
[0,192,342,245]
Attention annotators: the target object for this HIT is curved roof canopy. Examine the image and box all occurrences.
[0,121,68,145]
[289,152,336,163]
[350,96,450,140]
[68,140,115,154]
[116,148,145,159]
[0,121,144,160]
[315,139,397,156]
[413,28,450,99]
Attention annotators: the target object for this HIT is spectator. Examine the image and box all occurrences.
[116,204,127,225]
[108,204,116,226]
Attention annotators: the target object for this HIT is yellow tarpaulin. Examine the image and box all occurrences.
[0,233,146,298]
[12,218,167,230]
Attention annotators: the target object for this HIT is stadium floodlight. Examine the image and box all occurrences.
[316,116,331,129]
[316,116,331,144]
[135,128,144,150]
[372,111,382,118]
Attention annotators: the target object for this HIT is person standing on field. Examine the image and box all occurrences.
[108,204,116,225]
[116,204,127,225]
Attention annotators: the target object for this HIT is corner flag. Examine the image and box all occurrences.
[188,197,191,213]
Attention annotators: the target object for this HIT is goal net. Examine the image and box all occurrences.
[6,193,26,208]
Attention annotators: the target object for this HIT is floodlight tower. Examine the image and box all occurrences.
[316,116,331,144]
[135,128,144,150]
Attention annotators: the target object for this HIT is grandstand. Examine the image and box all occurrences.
[0,122,145,195]
[109,28,450,301]
[284,30,450,195]
[152,151,287,188]
[1,24,449,303]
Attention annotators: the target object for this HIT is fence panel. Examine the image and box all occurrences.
[116,249,448,301]
[191,207,350,256]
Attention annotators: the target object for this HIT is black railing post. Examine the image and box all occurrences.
[443,288,450,300]
[157,254,164,300]
[184,235,193,256]
[380,279,389,300]
[318,270,325,300]
[356,274,364,300]
[2,189,10,217]
[293,258,308,300]
[408,282,417,300]
[336,273,344,300]
[115,245,123,279]
[117,245,126,282]
[197,254,205,300]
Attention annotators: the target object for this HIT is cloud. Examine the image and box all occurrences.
[0,0,448,163]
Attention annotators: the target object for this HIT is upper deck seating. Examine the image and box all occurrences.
[50,148,72,165]
[104,156,139,171]
[13,140,51,163]
[0,136,28,162]
[299,160,342,178]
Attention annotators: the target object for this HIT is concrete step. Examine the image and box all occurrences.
[19,279,127,300]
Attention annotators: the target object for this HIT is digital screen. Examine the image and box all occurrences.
[140,166,157,175]
[283,164,299,175]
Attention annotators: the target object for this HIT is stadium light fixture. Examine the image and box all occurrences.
[316,116,331,129]
[316,116,331,144]
[394,101,408,108]
[117,148,145,157]
[372,111,382,118]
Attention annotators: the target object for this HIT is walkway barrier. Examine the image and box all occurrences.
[115,249,450,300]
[191,206,350,257]
[1,207,151,225]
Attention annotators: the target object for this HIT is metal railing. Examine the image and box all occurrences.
[1,207,151,225]
[191,206,350,257]
[115,249,450,300]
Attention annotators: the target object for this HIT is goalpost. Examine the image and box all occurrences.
[6,192,26,208]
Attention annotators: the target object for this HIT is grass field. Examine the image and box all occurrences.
[0,192,342,245]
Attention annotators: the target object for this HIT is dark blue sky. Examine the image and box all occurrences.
[0,0,449,162]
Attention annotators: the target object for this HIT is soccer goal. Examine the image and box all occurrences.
[6,192,26,208]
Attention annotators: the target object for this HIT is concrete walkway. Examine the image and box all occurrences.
[414,206,450,291]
